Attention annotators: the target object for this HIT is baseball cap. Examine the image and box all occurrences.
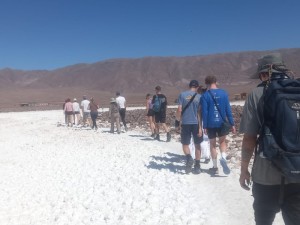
[189,80,199,87]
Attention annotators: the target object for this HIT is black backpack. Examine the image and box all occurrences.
[258,75,300,180]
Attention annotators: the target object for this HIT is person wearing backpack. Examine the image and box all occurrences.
[239,53,300,225]
[109,97,121,134]
[152,86,171,142]
[176,80,203,174]
[201,75,236,175]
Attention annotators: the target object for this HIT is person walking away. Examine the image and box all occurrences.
[63,99,68,124]
[88,97,99,130]
[81,95,91,127]
[146,93,156,137]
[109,98,121,134]
[152,86,171,142]
[201,75,236,175]
[72,98,81,126]
[116,92,128,131]
[64,98,73,127]
[239,53,300,225]
[176,80,203,174]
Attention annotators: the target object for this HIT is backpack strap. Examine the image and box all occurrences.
[181,93,197,116]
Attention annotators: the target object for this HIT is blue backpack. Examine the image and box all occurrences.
[258,76,300,180]
[152,95,161,112]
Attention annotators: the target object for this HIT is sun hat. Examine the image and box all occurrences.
[110,97,116,103]
[189,80,199,87]
[256,53,288,76]
[73,98,77,101]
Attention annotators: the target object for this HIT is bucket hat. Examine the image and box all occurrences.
[256,53,287,76]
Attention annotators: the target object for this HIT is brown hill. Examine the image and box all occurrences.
[0,48,299,109]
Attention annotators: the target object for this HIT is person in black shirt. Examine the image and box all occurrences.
[152,86,171,142]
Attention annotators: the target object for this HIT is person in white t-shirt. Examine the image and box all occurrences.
[116,92,128,131]
[80,95,91,127]
[72,98,81,126]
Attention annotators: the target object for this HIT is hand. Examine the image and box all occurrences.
[239,169,251,191]
[175,119,180,128]
[232,126,237,134]
[198,128,203,137]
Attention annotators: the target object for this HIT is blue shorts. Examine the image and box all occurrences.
[207,127,227,139]
[181,124,203,145]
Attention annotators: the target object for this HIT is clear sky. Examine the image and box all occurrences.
[0,0,299,70]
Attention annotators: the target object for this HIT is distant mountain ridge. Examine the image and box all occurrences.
[0,48,299,109]
[1,48,299,93]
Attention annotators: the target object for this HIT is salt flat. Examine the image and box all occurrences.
[0,110,283,225]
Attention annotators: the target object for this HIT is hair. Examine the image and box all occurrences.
[66,98,71,102]
[90,97,94,102]
[116,92,120,96]
[197,86,206,94]
[205,75,217,85]
[83,95,87,100]
[155,86,161,91]
[146,93,152,99]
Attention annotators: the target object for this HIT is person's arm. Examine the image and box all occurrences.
[197,104,203,137]
[201,95,208,134]
[176,94,182,121]
[225,94,236,133]
[239,134,256,190]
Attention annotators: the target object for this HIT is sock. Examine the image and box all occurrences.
[212,159,218,168]
[195,160,200,165]
[221,152,227,160]
[186,154,192,160]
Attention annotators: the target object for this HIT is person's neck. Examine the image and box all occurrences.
[190,87,197,92]
[208,84,218,89]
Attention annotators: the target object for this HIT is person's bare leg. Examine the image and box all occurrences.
[219,135,227,156]
[210,138,218,168]
[194,144,201,161]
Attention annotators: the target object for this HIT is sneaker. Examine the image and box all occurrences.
[151,133,156,138]
[166,132,171,142]
[185,156,194,174]
[220,158,230,175]
[193,163,201,174]
[208,167,219,175]
[154,134,160,141]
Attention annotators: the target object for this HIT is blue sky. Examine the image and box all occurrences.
[0,0,299,70]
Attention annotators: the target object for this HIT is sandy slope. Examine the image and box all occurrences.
[0,111,284,225]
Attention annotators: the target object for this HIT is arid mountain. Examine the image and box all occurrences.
[0,48,299,109]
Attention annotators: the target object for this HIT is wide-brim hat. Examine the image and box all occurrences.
[256,53,287,76]
[73,98,77,101]
[110,97,116,102]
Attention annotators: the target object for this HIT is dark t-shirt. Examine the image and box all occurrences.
[152,94,167,112]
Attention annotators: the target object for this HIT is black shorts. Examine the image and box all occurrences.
[207,127,227,139]
[66,111,73,116]
[181,124,203,145]
[154,111,166,123]
[147,109,154,117]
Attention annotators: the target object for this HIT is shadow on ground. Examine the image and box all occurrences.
[146,152,228,177]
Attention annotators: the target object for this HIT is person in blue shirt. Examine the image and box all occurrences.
[201,75,236,175]
[176,80,203,174]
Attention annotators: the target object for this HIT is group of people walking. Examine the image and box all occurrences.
[173,54,300,225]
[174,76,235,175]
[145,86,172,142]
[61,53,300,225]
[63,92,128,133]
